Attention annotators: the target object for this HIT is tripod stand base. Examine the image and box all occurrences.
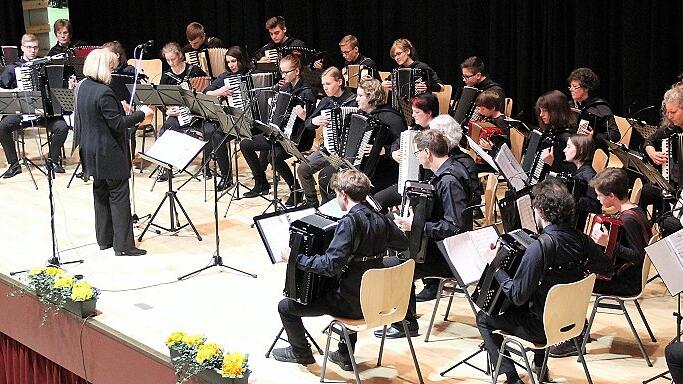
[177,253,257,281]
[440,342,491,377]
[138,190,202,242]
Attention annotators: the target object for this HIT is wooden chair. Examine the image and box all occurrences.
[504,97,513,118]
[126,58,163,84]
[509,127,525,162]
[434,84,453,114]
[615,115,633,148]
[321,259,423,384]
[483,173,500,226]
[592,148,609,173]
[492,274,597,384]
[581,247,658,367]
[630,177,644,204]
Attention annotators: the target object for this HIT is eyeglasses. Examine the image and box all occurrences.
[392,50,405,59]
[281,68,295,75]
[413,148,425,157]
[568,84,584,91]
[22,45,39,51]
[462,73,479,80]
[340,49,353,55]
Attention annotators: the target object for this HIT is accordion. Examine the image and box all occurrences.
[346,113,389,177]
[472,228,537,316]
[391,68,427,125]
[469,120,505,164]
[661,133,683,186]
[400,181,435,263]
[322,107,359,155]
[267,91,305,143]
[16,64,73,118]
[184,50,211,77]
[71,46,100,58]
[284,213,338,305]
[584,213,624,281]
[343,64,374,89]
[249,72,276,123]
[521,129,553,185]
[451,86,481,125]
[397,130,422,195]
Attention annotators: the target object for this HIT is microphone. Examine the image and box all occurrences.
[135,40,154,50]
[26,53,67,66]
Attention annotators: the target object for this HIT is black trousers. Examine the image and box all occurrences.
[240,134,295,188]
[278,296,361,356]
[666,342,683,383]
[382,255,453,324]
[93,179,134,252]
[0,115,69,164]
[476,308,546,375]
[373,183,402,214]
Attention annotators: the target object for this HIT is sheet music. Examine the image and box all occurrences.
[646,229,683,296]
[466,136,499,172]
[495,144,527,191]
[517,194,536,232]
[144,130,206,171]
[254,208,316,264]
[439,226,499,285]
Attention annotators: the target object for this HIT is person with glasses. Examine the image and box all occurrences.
[460,56,506,113]
[567,67,620,153]
[48,19,87,56]
[182,22,224,53]
[374,129,471,339]
[240,54,316,198]
[0,34,70,178]
[381,38,443,95]
[337,34,378,82]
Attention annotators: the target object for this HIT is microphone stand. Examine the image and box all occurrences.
[128,43,151,226]
[177,152,257,281]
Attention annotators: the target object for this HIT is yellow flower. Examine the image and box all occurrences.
[196,343,222,363]
[45,266,65,276]
[70,281,94,301]
[53,274,74,288]
[166,332,186,347]
[221,352,247,377]
[28,267,45,276]
[181,334,205,346]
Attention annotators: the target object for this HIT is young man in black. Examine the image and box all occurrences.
[182,22,224,53]
[460,56,506,113]
[273,169,408,371]
[477,179,599,383]
[338,34,377,72]
[253,16,307,63]
[375,130,472,338]
[293,66,357,207]
[0,34,69,178]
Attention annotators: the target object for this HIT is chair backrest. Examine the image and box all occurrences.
[509,127,525,162]
[483,173,499,225]
[127,58,163,85]
[630,177,643,204]
[592,148,609,173]
[378,71,391,82]
[434,84,453,114]
[543,274,596,346]
[359,259,415,329]
[614,115,633,148]
[504,97,513,118]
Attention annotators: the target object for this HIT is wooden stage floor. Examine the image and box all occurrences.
[0,130,677,383]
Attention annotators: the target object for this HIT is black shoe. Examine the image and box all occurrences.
[271,346,315,365]
[531,362,550,382]
[327,350,353,371]
[416,284,439,302]
[216,177,234,191]
[53,163,65,173]
[284,190,303,207]
[299,199,319,209]
[203,168,213,179]
[99,243,113,250]
[114,247,147,256]
[243,182,270,198]
[549,339,579,357]
[373,323,419,339]
[2,163,21,178]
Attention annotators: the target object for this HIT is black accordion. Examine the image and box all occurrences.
[521,129,553,185]
[400,181,436,263]
[472,228,536,316]
[284,213,338,305]
[267,91,306,144]
[391,67,427,125]
[450,86,481,126]
[661,133,683,186]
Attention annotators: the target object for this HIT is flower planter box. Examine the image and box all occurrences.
[169,348,249,384]
[34,289,97,318]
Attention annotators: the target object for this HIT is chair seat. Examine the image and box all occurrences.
[331,316,369,332]
[493,330,548,350]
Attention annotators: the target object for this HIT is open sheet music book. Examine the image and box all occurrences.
[495,144,527,192]
[438,226,500,285]
[144,130,206,171]
[646,229,683,296]
[466,136,498,172]
[517,194,536,232]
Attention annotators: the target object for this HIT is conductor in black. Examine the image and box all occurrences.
[273,169,408,371]
[475,179,600,384]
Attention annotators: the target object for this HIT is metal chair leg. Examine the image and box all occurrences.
[341,324,361,384]
[574,337,594,384]
[492,341,506,384]
[620,301,653,366]
[403,320,424,384]
[538,348,550,383]
[634,299,657,342]
[425,279,446,342]
[377,325,387,366]
[581,299,600,354]
[320,323,334,382]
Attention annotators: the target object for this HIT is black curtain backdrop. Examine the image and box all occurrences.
[0,1,25,46]
[4,0,680,125]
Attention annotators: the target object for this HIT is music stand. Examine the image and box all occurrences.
[607,142,673,193]
[136,130,205,241]
[128,83,165,107]
[643,231,683,383]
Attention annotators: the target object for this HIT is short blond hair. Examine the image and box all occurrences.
[82,48,117,84]
[21,34,38,46]
[330,169,370,202]
[358,79,385,107]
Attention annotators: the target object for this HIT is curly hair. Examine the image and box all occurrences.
[358,79,385,107]
[531,178,575,225]
[567,67,600,95]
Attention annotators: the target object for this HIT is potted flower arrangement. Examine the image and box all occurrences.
[166,331,250,384]
[21,266,99,321]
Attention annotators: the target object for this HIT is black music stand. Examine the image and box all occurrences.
[136,130,205,241]
[607,142,674,193]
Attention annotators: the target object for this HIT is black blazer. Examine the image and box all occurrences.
[76,77,145,180]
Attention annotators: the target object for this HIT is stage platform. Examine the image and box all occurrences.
[0,129,677,383]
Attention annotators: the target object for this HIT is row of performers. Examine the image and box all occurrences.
[272,139,653,383]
